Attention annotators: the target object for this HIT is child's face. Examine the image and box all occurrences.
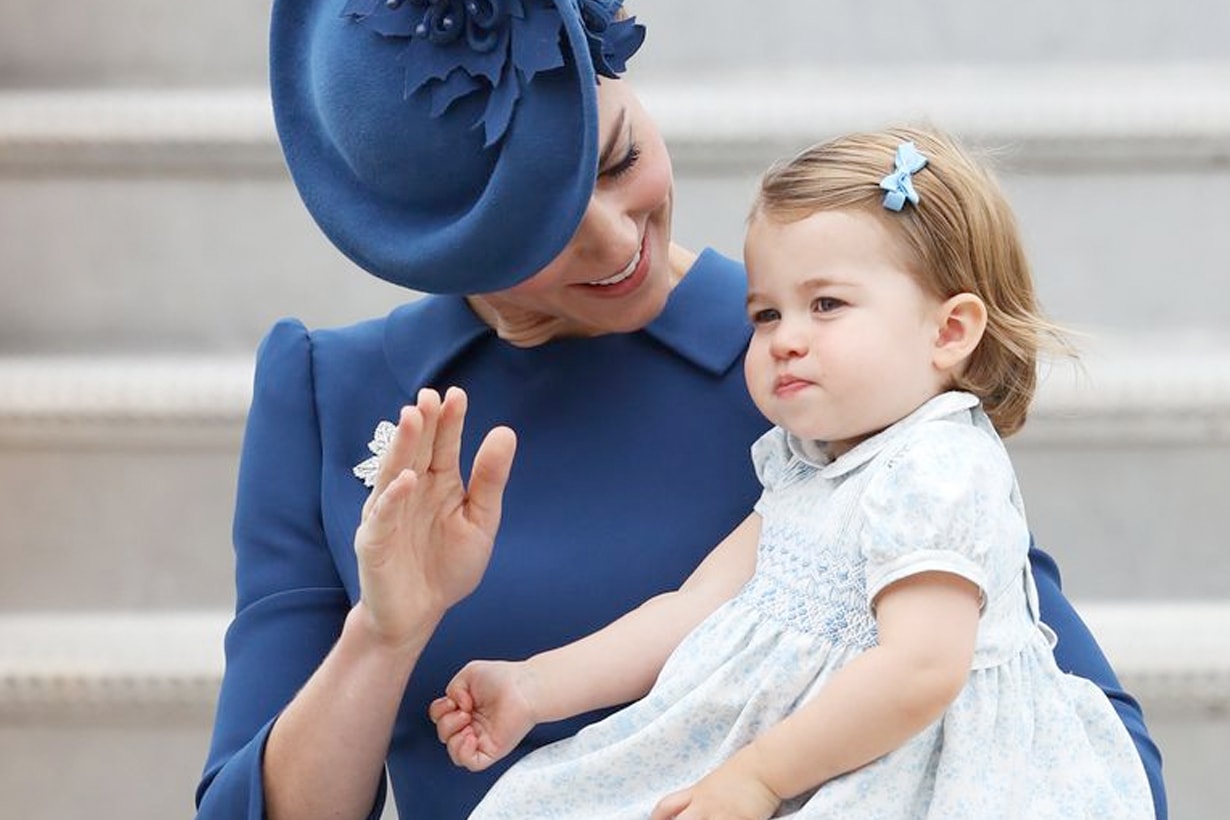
[743,208,949,458]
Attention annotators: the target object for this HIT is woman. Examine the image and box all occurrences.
[195,2,1165,818]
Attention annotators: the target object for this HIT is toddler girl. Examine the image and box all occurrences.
[429,127,1154,818]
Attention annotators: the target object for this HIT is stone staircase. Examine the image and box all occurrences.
[2,1,1229,817]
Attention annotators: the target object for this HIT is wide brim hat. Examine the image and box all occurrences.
[271,0,644,295]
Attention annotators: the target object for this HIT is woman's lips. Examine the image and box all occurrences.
[577,233,650,297]
[589,245,642,285]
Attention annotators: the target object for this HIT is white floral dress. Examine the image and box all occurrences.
[469,392,1153,818]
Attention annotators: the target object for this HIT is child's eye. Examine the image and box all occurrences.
[812,297,845,313]
[749,308,780,324]
[600,142,642,180]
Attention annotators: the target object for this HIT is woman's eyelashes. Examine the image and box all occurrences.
[601,142,642,180]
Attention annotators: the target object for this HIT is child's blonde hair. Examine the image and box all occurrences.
[752,126,1070,437]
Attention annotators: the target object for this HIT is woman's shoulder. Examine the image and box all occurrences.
[261,295,482,372]
[250,297,472,412]
[308,296,443,350]
[258,309,390,356]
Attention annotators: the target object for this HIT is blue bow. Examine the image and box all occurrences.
[879,141,928,212]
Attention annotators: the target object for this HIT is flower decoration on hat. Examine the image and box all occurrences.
[879,141,928,212]
[342,0,644,147]
[575,0,644,76]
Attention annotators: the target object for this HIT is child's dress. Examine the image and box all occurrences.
[469,392,1153,818]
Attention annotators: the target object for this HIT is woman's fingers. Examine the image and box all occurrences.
[358,388,515,624]
[363,388,451,519]
[362,404,421,520]
[358,469,416,549]
[411,388,442,476]
[431,386,467,480]
[465,426,517,533]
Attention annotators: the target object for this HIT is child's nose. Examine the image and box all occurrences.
[769,319,809,358]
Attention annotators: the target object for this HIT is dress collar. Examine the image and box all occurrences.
[382,248,751,397]
[641,248,751,376]
[787,391,982,479]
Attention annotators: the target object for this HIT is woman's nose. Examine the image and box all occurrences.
[577,192,639,263]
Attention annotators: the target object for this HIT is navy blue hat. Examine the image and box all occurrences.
[271,0,645,294]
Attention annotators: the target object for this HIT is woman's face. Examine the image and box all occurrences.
[467,78,680,345]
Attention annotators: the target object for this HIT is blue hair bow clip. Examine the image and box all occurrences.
[879,141,928,212]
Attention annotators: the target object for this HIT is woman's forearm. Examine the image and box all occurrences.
[263,603,439,820]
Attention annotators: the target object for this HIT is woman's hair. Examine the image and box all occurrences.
[753,125,1072,437]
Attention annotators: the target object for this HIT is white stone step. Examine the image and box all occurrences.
[0,357,250,611]
[1,603,1226,819]
[0,0,269,89]
[0,611,228,820]
[3,0,1227,88]
[1,347,1228,610]
[3,603,1224,723]
[634,2,1230,75]
[0,611,224,722]
[2,65,1229,353]
[5,65,1228,169]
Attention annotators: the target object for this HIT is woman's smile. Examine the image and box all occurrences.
[574,230,650,298]
[587,241,642,286]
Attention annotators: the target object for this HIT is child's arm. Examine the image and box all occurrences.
[653,570,980,819]
[430,511,762,770]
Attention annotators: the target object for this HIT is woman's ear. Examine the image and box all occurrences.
[932,293,987,373]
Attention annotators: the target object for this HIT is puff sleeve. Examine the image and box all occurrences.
[856,420,1019,609]
[750,427,793,513]
[195,320,381,819]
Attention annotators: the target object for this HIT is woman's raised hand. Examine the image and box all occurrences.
[353,386,517,650]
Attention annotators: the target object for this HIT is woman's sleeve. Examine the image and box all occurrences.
[194,319,383,819]
[1030,544,1168,819]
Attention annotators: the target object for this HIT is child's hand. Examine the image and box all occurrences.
[428,660,538,771]
[650,755,781,820]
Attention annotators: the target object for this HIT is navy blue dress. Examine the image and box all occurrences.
[195,249,1165,819]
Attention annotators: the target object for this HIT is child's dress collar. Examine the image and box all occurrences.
[785,391,983,479]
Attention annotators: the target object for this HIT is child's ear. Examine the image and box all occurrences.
[932,293,987,373]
